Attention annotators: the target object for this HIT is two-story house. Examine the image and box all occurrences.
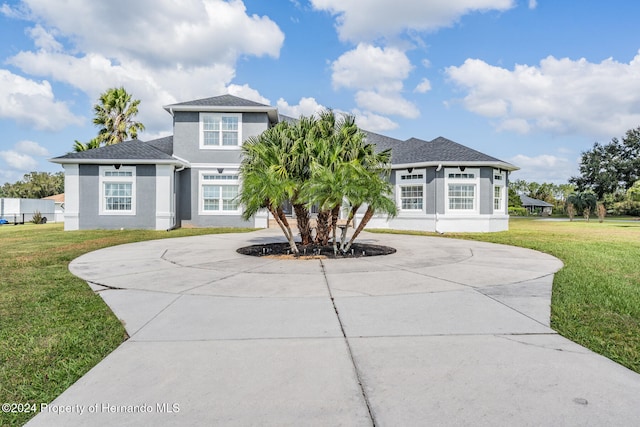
[51,94,518,232]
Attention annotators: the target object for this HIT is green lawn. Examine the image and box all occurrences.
[2,219,640,425]
[371,217,640,374]
[0,223,254,426]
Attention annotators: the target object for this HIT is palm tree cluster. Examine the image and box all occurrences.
[73,87,145,152]
[239,110,396,255]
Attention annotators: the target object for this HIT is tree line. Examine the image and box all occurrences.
[0,172,64,199]
[511,125,640,217]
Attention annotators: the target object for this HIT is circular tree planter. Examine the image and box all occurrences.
[237,242,396,259]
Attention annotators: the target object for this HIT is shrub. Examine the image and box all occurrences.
[508,207,527,216]
[597,203,607,223]
[31,210,43,224]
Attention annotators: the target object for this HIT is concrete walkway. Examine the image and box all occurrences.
[28,229,640,426]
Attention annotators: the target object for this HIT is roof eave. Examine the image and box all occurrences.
[49,158,187,166]
[163,104,279,123]
[391,161,519,171]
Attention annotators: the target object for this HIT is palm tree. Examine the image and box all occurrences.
[93,87,145,145]
[567,192,597,221]
[239,124,300,254]
[72,138,101,152]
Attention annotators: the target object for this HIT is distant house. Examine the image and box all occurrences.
[520,194,554,215]
[50,94,518,232]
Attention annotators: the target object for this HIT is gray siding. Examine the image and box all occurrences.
[172,111,269,164]
[78,164,156,229]
[479,167,493,214]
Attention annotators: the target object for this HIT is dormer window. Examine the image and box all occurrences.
[200,113,242,149]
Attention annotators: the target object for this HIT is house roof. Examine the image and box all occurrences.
[50,139,185,166]
[42,193,64,203]
[164,94,279,123]
[49,96,518,171]
[520,194,554,207]
[373,136,518,171]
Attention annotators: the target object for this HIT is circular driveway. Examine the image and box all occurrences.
[28,229,640,427]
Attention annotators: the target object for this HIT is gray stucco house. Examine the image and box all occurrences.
[51,94,518,232]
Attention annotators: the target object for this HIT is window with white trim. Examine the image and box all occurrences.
[396,169,426,212]
[445,168,479,213]
[449,184,475,210]
[493,169,506,213]
[99,166,136,215]
[200,113,241,148]
[200,172,240,214]
[494,185,503,211]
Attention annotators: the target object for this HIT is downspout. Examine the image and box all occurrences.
[167,164,186,231]
[435,164,443,234]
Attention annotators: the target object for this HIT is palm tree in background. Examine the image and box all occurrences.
[72,87,145,152]
[94,87,145,145]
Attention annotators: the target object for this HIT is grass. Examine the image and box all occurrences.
[0,223,254,426]
[370,217,640,374]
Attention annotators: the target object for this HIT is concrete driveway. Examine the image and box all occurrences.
[27,229,640,426]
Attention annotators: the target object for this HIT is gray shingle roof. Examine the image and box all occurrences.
[146,135,174,155]
[387,136,508,165]
[167,94,270,108]
[52,139,176,162]
[520,195,554,207]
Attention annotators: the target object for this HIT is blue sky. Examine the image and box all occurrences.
[2,0,640,185]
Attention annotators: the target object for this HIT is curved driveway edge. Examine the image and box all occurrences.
[27,229,640,426]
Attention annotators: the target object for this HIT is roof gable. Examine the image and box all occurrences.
[166,94,270,108]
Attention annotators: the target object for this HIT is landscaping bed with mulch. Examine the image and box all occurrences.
[237,242,396,259]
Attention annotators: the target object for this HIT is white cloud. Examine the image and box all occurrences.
[227,84,271,105]
[26,24,62,52]
[331,43,418,119]
[415,78,432,93]
[508,154,576,184]
[0,69,82,131]
[354,91,419,118]
[0,150,38,171]
[332,44,412,91]
[446,53,640,137]
[18,0,284,68]
[311,0,514,42]
[4,1,285,136]
[352,109,399,133]
[15,140,49,156]
[276,97,326,117]
[528,0,538,10]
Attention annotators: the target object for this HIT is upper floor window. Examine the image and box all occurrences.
[200,113,242,149]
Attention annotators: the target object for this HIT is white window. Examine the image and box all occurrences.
[493,170,506,213]
[396,169,426,212]
[445,168,479,214]
[200,113,241,149]
[99,166,136,215]
[200,171,240,214]
[449,185,475,210]
[401,185,423,210]
[494,186,505,211]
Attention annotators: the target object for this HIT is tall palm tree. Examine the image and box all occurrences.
[239,124,300,254]
[93,87,145,145]
[72,138,101,152]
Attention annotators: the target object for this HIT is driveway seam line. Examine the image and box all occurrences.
[320,259,376,427]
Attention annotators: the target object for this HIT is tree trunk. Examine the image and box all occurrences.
[315,210,330,245]
[269,206,298,254]
[340,204,360,251]
[330,205,340,254]
[343,206,374,253]
[293,203,312,245]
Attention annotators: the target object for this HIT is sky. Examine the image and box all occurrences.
[2,0,640,186]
